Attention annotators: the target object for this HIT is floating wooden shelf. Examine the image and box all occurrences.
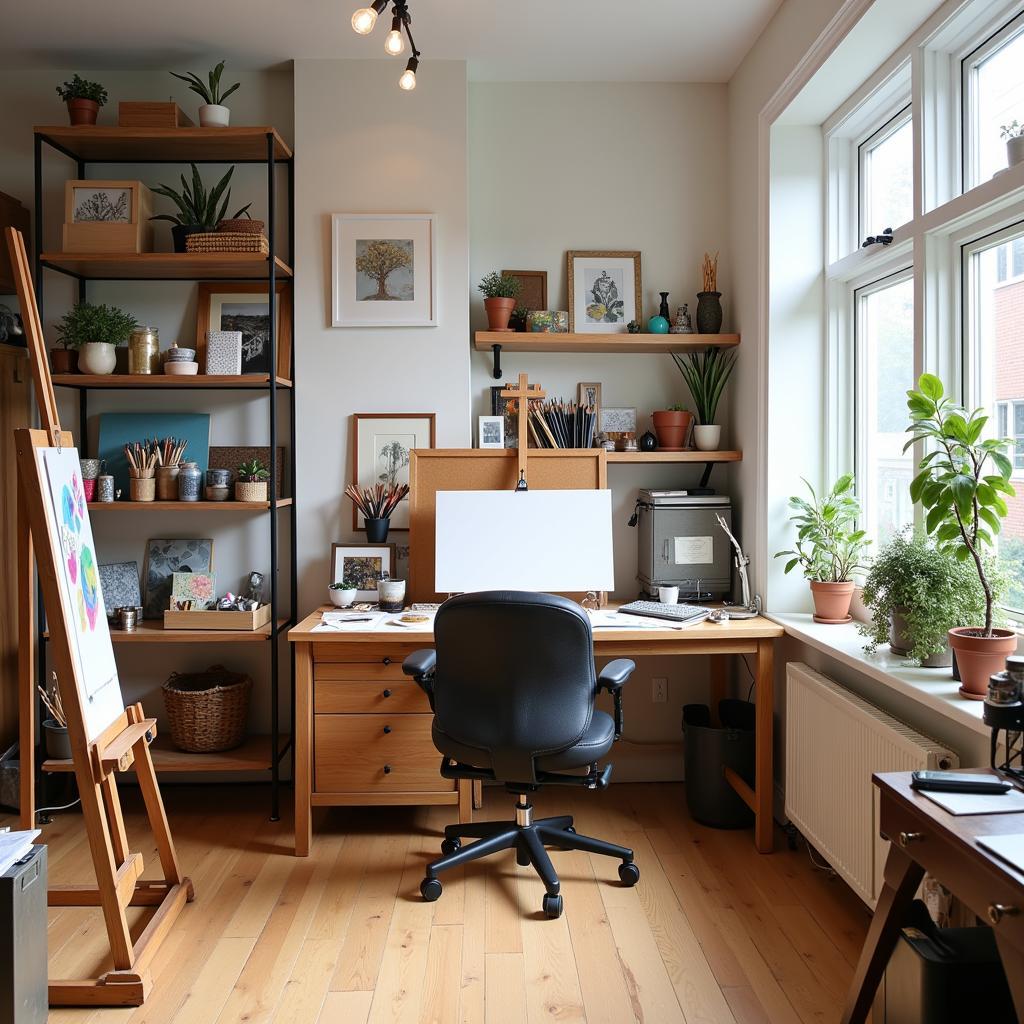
[606,450,742,464]
[52,373,292,389]
[45,618,288,644]
[87,499,293,512]
[34,125,293,163]
[41,252,292,281]
[43,733,288,774]
[474,331,739,353]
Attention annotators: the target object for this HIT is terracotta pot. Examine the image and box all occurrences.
[889,607,952,668]
[809,581,856,623]
[51,348,77,374]
[484,297,516,332]
[67,98,99,126]
[948,627,1018,700]
[651,410,693,451]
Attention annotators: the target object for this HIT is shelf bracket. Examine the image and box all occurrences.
[699,461,715,490]
[491,344,503,380]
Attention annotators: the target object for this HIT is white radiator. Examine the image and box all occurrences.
[784,662,958,907]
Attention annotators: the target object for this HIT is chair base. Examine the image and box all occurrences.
[420,798,639,919]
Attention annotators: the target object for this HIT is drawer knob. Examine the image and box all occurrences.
[898,831,924,847]
[383,764,392,774]
[383,657,392,666]
[383,725,392,734]
[382,688,392,698]
[989,903,1019,925]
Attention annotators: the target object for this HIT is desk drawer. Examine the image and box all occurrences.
[313,642,424,664]
[314,714,449,793]
[314,678,430,714]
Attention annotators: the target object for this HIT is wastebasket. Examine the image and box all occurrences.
[682,700,755,828]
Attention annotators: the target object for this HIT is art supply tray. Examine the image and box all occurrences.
[163,605,272,631]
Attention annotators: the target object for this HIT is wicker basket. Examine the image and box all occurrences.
[217,218,265,235]
[162,665,252,752]
[185,231,269,256]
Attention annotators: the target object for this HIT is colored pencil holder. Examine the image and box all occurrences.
[156,465,180,500]
[130,477,156,502]
[365,517,390,543]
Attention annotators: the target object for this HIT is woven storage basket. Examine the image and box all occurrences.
[162,665,252,752]
[217,218,265,235]
[185,231,269,255]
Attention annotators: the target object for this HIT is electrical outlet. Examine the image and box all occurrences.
[652,677,668,703]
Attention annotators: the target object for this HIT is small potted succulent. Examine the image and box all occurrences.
[150,164,252,252]
[56,75,108,126]
[1001,120,1024,169]
[478,271,521,332]
[776,473,870,623]
[328,577,359,608]
[672,346,736,451]
[509,305,530,333]
[235,458,270,502]
[651,404,693,451]
[171,61,241,128]
[56,303,137,376]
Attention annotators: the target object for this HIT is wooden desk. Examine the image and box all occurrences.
[288,608,783,857]
[842,771,1024,1022]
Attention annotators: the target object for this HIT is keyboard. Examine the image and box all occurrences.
[618,600,710,625]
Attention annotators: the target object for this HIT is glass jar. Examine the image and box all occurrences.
[177,461,202,502]
[128,326,160,374]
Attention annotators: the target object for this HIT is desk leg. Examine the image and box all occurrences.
[709,655,728,727]
[472,779,483,810]
[754,639,774,853]
[841,843,925,1024]
[294,644,312,857]
[458,780,473,823]
[995,933,1024,1021]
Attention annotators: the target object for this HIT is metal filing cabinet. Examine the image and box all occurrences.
[0,844,47,1024]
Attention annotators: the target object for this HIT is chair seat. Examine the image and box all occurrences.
[432,711,616,775]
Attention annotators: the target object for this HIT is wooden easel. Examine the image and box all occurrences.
[501,370,545,486]
[7,226,193,1006]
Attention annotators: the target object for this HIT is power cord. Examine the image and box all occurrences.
[35,797,81,823]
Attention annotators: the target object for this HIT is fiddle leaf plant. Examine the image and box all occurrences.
[905,372,1015,636]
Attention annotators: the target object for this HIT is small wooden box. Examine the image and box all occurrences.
[62,179,153,254]
[163,604,272,632]
[118,102,194,128]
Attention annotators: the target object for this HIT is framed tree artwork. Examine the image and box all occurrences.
[331,214,437,327]
[351,413,436,530]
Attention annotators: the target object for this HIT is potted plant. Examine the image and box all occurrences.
[776,473,870,623]
[509,306,530,333]
[1001,120,1024,169]
[859,528,1003,667]
[478,271,521,332]
[56,303,137,376]
[906,373,1017,699]
[328,578,359,608]
[149,164,252,252]
[671,346,736,451]
[235,458,269,502]
[171,61,240,128]
[55,75,108,126]
[651,404,693,451]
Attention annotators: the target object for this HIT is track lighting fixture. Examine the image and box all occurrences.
[350,1,422,90]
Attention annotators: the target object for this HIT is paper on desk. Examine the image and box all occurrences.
[977,833,1024,872]
[313,611,388,632]
[921,788,1024,816]
[0,829,41,876]
[588,610,692,630]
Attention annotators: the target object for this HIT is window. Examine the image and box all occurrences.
[996,237,1024,283]
[855,275,915,546]
[859,109,913,238]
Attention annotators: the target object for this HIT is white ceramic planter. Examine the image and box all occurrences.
[377,578,406,611]
[199,104,230,128]
[79,342,117,375]
[693,424,721,451]
[1007,135,1024,168]
[329,587,357,608]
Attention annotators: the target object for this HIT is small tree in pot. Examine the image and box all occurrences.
[776,473,870,623]
[478,272,521,332]
[905,373,1017,698]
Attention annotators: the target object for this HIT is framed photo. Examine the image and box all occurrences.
[478,415,505,449]
[196,281,292,379]
[332,213,437,327]
[599,407,637,435]
[351,413,436,530]
[171,571,217,611]
[142,538,214,619]
[330,543,398,601]
[566,250,642,333]
[502,270,547,313]
[490,386,518,448]
[577,382,602,420]
[62,179,153,254]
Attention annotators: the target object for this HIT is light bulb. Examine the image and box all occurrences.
[351,7,377,34]
[384,28,405,56]
[399,67,417,90]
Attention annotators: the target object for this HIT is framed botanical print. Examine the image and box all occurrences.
[351,413,436,530]
[566,250,642,333]
[331,213,437,327]
[577,382,602,421]
[196,281,292,379]
[330,543,398,601]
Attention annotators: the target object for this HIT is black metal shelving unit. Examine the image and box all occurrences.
[33,126,297,819]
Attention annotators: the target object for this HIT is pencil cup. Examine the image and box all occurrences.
[155,465,180,500]
[130,476,156,502]
[365,517,390,543]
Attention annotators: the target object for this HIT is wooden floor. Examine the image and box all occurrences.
[2,783,870,1024]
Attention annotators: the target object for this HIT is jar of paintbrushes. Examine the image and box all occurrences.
[153,437,189,500]
[125,440,157,501]
[38,677,71,760]
[344,482,411,543]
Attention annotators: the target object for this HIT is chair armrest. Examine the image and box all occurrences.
[598,659,635,691]
[402,649,437,709]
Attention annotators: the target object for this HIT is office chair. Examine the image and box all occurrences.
[402,590,639,919]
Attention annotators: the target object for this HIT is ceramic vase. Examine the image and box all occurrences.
[378,578,406,612]
[329,588,357,608]
[693,424,721,451]
[658,292,671,320]
[177,462,202,502]
[155,465,181,501]
[696,291,723,334]
[199,104,231,127]
[79,342,116,375]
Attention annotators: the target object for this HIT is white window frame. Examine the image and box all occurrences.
[858,104,914,241]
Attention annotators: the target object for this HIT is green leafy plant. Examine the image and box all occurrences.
[509,306,530,331]
[478,272,522,300]
[671,348,736,425]
[329,577,360,591]
[1000,120,1023,140]
[858,528,1003,663]
[56,75,108,106]
[170,61,240,106]
[664,403,688,413]
[905,373,1015,635]
[149,164,251,230]
[236,458,269,482]
[55,303,137,350]
[775,473,870,583]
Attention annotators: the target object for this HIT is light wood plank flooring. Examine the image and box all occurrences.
[2,783,870,1023]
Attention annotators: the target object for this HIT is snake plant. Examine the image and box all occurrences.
[149,164,251,230]
[671,347,736,425]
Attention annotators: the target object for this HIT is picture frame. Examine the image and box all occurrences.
[330,543,398,601]
[490,386,518,449]
[566,250,642,333]
[577,382,602,421]
[142,538,214,619]
[478,415,505,449]
[63,179,153,254]
[599,407,637,435]
[170,571,218,611]
[98,561,142,619]
[351,413,436,530]
[502,269,547,314]
[331,213,437,327]
[196,281,292,380]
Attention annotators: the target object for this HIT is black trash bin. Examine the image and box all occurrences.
[682,700,755,829]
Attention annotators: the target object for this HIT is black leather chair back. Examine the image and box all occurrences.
[432,591,597,782]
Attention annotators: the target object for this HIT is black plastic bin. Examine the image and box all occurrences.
[682,700,756,829]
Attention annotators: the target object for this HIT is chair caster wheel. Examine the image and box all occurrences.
[420,877,443,902]
[441,837,461,856]
[542,893,563,918]
[618,862,640,886]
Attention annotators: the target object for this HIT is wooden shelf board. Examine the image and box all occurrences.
[41,252,292,281]
[52,373,292,389]
[473,331,739,353]
[606,450,742,464]
[34,125,292,162]
[44,618,288,644]
[87,498,293,512]
[43,733,287,774]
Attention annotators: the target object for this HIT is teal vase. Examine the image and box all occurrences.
[648,315,670,334]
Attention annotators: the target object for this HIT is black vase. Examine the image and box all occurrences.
[696,291,723,334]
[365,517,390,543]
[658,292,671,321]
[640,430,658,452]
